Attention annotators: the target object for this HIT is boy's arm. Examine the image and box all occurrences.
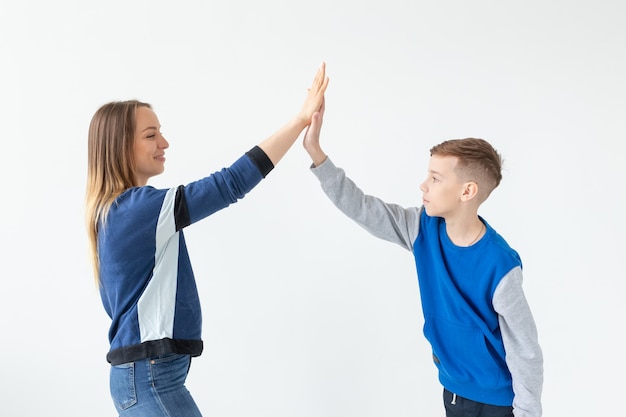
[312,159,420,250]
[303,99,420,249]
[493,267,544,417]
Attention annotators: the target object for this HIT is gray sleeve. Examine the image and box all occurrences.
[493,267,544,417]
[310,157,420,251]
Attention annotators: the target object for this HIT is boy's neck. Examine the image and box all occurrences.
[444,212,485,247]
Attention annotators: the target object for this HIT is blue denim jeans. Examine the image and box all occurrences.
[110,353,202,417]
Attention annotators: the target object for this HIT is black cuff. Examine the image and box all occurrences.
[245,145,274,178]
[174,185,191,231]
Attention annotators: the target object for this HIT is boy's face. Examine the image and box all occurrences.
[419,155,466,218]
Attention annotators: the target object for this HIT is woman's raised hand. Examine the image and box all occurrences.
[298,62,329,125]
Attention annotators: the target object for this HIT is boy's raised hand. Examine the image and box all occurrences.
[303,97,327,167]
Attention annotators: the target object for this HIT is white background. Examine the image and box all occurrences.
[1,1,625,416]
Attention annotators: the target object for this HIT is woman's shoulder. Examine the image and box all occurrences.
[112,186,173,212]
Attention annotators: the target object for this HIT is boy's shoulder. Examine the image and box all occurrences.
[482,223,522,267]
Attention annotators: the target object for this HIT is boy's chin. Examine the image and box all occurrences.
[423,206,442,218]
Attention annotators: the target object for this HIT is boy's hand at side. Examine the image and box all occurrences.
[303,97,327,167]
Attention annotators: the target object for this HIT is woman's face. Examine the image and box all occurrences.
[133,106,169,186]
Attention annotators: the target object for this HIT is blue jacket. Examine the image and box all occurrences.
[98,147,273,365]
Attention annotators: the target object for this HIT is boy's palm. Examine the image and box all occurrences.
[303,99,325,152]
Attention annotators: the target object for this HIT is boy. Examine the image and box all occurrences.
[302,101,543,417]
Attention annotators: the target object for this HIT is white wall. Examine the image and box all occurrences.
[1,1,624,416]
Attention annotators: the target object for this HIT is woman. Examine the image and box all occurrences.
[86,63,328,416]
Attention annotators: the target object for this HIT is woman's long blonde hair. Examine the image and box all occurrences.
[85,100,151,285]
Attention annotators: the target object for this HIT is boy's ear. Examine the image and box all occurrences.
[460,181,479,202]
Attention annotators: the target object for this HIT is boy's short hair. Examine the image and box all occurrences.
[430,138,503,202]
